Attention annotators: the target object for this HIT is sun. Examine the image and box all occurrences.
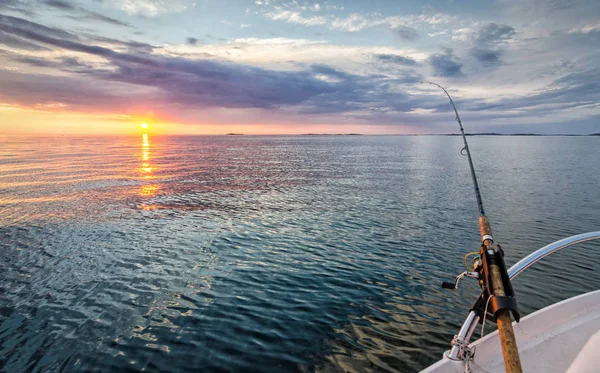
[140,122,149,129]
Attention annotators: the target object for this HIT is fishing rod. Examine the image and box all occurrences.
[422,82,484,215]
[422,82,523,373]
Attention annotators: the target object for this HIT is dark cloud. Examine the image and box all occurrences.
[471,49,503,65]
[44,0,75,10]
[0,0,21,8]
[0,14,78,41]
[475,23,516,45]
[429,48,464,77]
[0,30,50,51]
[374,53,418,66]
[61,56,85,67]
[470,23,515,66]
[0,14,149,63]
[543,60,576,77]
[66,12,130,27]
[85,34,155,52]
[186,37,198,45]
[0,0,35,16]
[10,53,93,71]
[43,0,131,27]
[393,25,419,41]
[390,73,422,85]
[467,67,600,114]
[413,66,600,132]
[11,55,61,68]
[0,14,421,120]
[0,69,148,112]
[6,12,594,131]
[310,64,351,80]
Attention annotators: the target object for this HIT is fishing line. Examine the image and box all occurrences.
[481,295,493,339]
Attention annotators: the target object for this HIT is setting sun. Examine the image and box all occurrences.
[140,122,149,129]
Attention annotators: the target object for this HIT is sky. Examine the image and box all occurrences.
[0,0,599,135]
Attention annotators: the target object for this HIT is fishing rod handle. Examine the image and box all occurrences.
[489,257,523,373]
[480,218,523,373]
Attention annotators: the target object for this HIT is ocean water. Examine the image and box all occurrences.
[0,135,599,373]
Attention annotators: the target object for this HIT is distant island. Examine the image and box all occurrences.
[225,133,244,135]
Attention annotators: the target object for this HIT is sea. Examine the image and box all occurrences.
[1,135,599,372]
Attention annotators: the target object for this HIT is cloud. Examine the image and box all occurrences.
[0,13,78,42]
[465,23,516,66]
[471,49,503,65]
[0,30,51,51]
[393,25,419,41]
[84,34,155,52]
[569,21,600,34]
[0,13,148,55]
[68,11,130,27]
[502,0,579,15]
[429,48,464,77]
[499,0,597,40]
[331,13,369,32]
[473,23,515,45]
[43,0,131,27]
[263,10,327,26]
[0,14,155,60]
[9,53,93,71]
[468,67,600,114]
[259,6,458,34]
[167,36,428,78]
[310,64,351,82]
[108,0,188,16]
[0,14,424,122]
[257,0,321,12]
[374,53,418,66]
[0,0,36,16]
[329,13,456,32]
[2,4,599,133]
[44,0,75,10]
[0,68,152,113]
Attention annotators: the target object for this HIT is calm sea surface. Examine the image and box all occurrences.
[1,135,599,372]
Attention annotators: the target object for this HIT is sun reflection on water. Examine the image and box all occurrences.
[142,134,150,162]
[140,184,159,196]
[140,133,159,196]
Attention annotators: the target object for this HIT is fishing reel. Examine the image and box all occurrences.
[442,244,520,324]
[441,251,482,290]
[441,271,479,290]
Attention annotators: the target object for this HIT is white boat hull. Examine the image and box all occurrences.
[421,289,600,373]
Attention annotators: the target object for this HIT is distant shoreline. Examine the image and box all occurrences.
[4,133,599,137]
[301,133,362,136]
[296,133,600,136]
[434,133,600,136]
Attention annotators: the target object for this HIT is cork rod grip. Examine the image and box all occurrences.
[479,215,523,373]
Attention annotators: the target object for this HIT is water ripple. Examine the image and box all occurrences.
[0,135,599,372]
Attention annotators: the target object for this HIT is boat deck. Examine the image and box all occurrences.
[422,289,600,373]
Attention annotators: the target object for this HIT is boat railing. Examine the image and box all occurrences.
[447,231,600,361]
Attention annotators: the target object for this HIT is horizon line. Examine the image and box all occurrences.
[1,133,599,137]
